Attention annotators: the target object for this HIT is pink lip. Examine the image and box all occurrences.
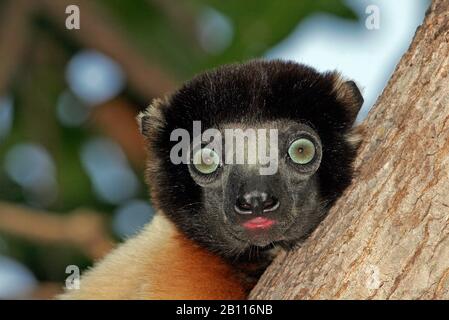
[242,217,276,230]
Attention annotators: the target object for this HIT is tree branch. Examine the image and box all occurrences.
[90,98,147,168]
[0,202,114,260]
[148,0,199,45]
[0,0,34,95]
[39,0,177,100]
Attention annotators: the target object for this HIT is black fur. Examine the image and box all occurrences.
[141,60,363,261]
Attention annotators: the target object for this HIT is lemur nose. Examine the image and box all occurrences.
[234,191,279,215]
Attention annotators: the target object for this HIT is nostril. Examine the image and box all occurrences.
[263,196,279,212]
[234,193,280,215]
[235,197,253,214]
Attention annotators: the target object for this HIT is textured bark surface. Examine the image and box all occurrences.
[250,0,449,300]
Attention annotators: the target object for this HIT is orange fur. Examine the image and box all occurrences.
[59,214,246,300]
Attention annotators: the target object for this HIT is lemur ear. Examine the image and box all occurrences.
[332,75,364,125]
[137,98,166,138]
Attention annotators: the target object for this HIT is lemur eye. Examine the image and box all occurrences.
[193,148,220,174]
[288,138,316,165]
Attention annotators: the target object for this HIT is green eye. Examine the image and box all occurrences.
[288,138,316,164]
[193,148,220,174]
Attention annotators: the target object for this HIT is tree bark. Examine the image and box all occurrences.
[250,0,449,300]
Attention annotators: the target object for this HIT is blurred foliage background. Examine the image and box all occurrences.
[0,0,428,299]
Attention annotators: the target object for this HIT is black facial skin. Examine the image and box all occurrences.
[188,121,324,252]
[140,60,363,263]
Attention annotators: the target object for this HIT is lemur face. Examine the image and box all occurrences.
[140,60,363,258]
[187,120,324,249]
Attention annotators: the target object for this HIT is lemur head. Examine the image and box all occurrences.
[139,60,363,259]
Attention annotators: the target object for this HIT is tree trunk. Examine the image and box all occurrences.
[250,0,449,300]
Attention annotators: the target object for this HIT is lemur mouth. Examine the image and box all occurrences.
[242,217,276,230]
